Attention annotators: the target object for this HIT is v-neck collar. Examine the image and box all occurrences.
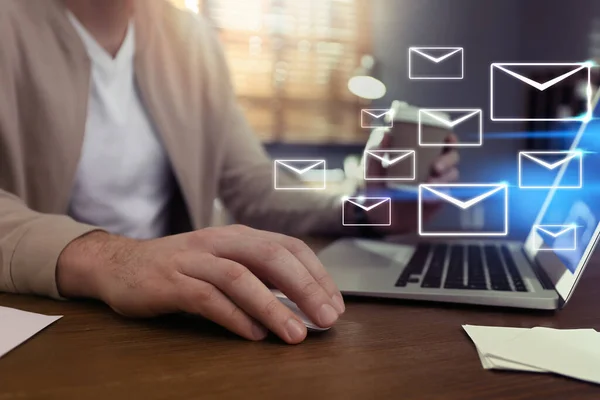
[66,10,135,73]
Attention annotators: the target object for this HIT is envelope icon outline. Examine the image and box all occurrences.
[409,47,464,80]
[274,160,326,191]
[418,109,483,147]
[518,151,583,189]
[342,197,392,226]
[361,109,395,129]
[363,150,416,181]
[535,224,577,251]
[491,63,593,122]
[418,183,509,237]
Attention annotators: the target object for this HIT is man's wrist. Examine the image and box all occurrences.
[56,230,132,300]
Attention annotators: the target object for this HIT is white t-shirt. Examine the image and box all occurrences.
[67,13,173,240]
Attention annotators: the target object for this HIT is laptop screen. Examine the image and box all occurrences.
[524,90,600,304]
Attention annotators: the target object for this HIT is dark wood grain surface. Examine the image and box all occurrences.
[1,243,600,400]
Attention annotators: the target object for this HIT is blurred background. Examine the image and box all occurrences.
[169,0,600,238]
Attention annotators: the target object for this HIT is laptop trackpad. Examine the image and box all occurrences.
[319,239,415,270]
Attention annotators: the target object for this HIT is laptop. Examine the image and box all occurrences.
[318,93,600,310]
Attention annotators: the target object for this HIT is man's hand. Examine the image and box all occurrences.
[56,225,345,344]
[364,133,461,233]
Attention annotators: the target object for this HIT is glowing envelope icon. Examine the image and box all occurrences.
[409,47,464,80]
[491,63,592,121]
[419,183,508,237]
[535,224,577,251]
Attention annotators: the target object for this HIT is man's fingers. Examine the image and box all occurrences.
[210,235,340,329]
[180,256,308,344]
[231,227,345,313]
[177,276,268,342]
[428,168,459,184]
[261,233,345,313]
[444,133,459,148]
[432,150,460,176]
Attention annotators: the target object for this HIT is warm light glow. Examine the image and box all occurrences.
[185,0,200,13]
[348,76,386,100]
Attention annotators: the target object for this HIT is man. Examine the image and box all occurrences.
[0,0,459,344]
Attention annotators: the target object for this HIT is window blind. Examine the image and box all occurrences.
[169,0,372,144]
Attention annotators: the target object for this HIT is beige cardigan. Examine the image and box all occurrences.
[0,0,344,299]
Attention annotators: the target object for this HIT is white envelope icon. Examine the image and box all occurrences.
[418,184,508,237]
[361,109,394,129]
[342,197,391,226]
[274,160,326,190]
[518,151,582,189]
[409,47,464,80]
[491,63,593,121]
[418,109,482,147]
[535,225,577,251]
[363,150,416,181]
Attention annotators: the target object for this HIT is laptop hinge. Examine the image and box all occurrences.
[521,248,555,291]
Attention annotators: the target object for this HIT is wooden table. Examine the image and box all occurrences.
[1,244,600,400]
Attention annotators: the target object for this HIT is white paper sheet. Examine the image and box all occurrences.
[0,306,62,358]
[463,324,600,385]
[488,327,600,385]
[463,324,545,372]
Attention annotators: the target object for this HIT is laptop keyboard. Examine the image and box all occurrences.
[395,243,527,292]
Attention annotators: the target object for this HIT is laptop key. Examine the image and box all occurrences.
[421,244,448,288]
[466,281,487,290]
[444,246,465,289]
[410,244,431,276]
[395,243,432,287]
[444,281,465,289]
